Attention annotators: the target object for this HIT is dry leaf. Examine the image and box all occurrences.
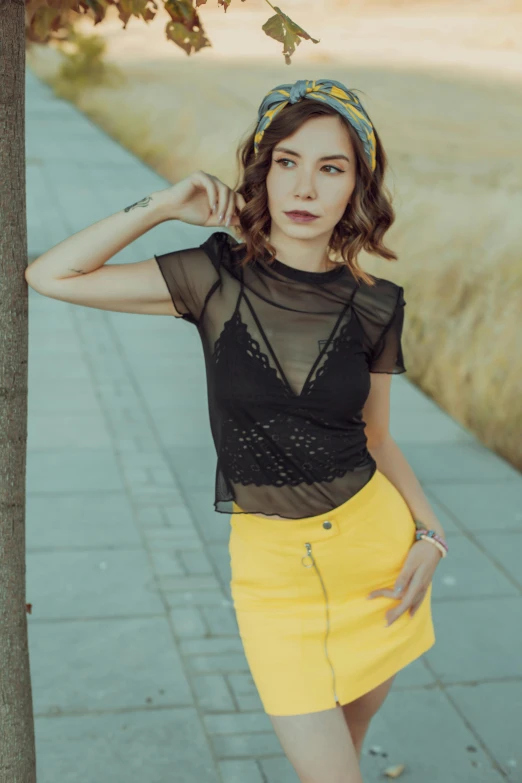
[383,763,406,778]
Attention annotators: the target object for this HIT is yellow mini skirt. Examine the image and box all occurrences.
[229,468,436,716]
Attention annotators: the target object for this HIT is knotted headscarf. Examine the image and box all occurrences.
[254,78,377,173]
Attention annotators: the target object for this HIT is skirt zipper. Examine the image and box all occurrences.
[302,541,339,704]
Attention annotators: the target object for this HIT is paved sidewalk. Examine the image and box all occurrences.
[25,66,521,783]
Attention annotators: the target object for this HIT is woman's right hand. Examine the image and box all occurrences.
[156,171,247,228]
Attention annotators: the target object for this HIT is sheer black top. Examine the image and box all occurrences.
[155,231,406,519]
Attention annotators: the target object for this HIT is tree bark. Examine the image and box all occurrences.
[0,2,37,781]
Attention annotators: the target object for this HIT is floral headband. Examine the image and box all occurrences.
[253,78,377,172]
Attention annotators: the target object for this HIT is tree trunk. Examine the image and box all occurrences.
[0,2,37,781]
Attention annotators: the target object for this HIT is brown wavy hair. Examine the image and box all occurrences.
[230,95,397,287]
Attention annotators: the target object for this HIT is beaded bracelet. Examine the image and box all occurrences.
[413,520,448,553]
[415,528,448,552]
[415,528,448,559]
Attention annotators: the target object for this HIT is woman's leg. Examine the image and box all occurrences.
[268,705,363,783]
[341,675,396,760]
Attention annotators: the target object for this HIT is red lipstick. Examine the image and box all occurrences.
[284,210,319,223]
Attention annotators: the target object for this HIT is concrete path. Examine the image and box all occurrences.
[24,66,522,783]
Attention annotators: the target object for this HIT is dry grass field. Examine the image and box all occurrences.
[27,0,522,470]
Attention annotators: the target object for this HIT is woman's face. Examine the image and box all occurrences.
[265,113,357,242]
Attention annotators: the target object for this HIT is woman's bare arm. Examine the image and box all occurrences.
[24,190,183,316]
[25,172,245,316]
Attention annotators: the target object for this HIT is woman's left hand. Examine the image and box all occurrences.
[366,539,442,626]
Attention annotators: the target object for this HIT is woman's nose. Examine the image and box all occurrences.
[293,168,317,199]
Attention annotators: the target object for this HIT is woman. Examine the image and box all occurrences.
[26,78,447,782]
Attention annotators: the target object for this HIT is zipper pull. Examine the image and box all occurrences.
[301,541,314,568]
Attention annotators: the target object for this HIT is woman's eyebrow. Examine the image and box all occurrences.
[273,146,350,163]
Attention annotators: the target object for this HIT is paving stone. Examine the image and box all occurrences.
[203,711,272,735]
[26,492,141,549]
[28,352,91,381]
[114,434,158,452]
[117,451,171,470]
[26,450,124,493]
[142,528,201,548]
[423,597,522,683]
[27,549,164,619]
[193,675,236,713]
[446,681,522,779]
[392,656,437,689]
[149,408,217,446]
[421,488,465,534]
[211,732,283,760]
[208,542,234,586]
[156,574,221,592]
[474,532,522,587]
[393,407,476,444]
[34,708,219,783]
[227,673,264,712]
[165,445,217,490]
[179,637,245,656]
[30,616,192,713]
[430,535,519,598]
[28,377,100,413]
[259,757,300,783]
[189,653,251,675]
[164,504,202,527]
[218,760,265,783]
[400,443,520,483]
[134,506,165,527]
[170,607,208,638]
[28,412,113,449]
[201,605,239,636]
[127,486,185,503]
[180,548,214,574]
[420,480,522,532]
[165,590,232,608]
[149,549,186,576]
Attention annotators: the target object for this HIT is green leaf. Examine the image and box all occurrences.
[83,0,111,25]
[115,0,150,26]
[165,20,211,55]
[28,6,68,42]
[163,0,211,52]
[262,6,319,65]
[164,0,197,23]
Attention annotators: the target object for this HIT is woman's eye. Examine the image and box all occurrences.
[275,158,294,168]
[274,158,343,174]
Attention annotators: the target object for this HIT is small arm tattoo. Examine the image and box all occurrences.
[69,268,86,274]
[123,195,152,212]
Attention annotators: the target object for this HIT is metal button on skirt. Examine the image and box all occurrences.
[228,468,436,716]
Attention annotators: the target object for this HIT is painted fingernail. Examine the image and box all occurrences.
[225,216,231,226]
[219,213,224,222]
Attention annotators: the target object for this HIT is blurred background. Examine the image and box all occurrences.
[27,0,522,469]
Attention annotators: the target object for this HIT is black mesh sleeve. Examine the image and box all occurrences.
[369,287,406,374]
[154,233,225,326]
